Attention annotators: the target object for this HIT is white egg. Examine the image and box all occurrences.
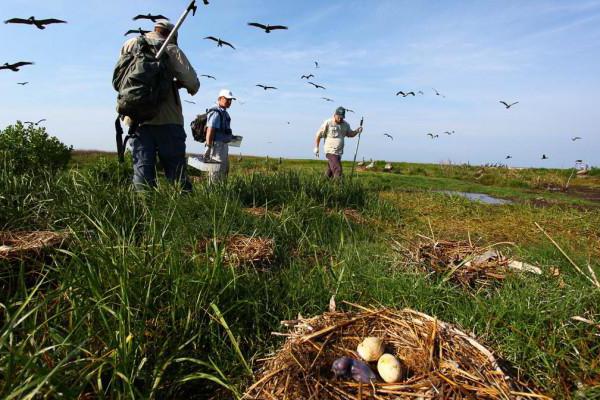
[356,337,384,362]
[377,353,402,383]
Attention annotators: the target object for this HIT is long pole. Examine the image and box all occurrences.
[349,117,364,179]
[155,0,197,59]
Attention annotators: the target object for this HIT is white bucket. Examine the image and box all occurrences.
[188,156,221,172]
[228,135,243,147]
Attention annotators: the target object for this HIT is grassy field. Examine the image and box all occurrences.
[1,151,599,399]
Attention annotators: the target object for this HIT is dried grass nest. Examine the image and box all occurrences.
[197,234,275,267]
[0,230,68,261]
[244,304,547,400]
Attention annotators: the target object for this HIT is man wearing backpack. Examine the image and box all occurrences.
[118,19,200,191]
[204,89,235,183]
[313,107,363,179]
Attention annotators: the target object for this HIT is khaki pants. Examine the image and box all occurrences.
[208,141,229,184]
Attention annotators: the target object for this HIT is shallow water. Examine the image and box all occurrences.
[438,191,513,205]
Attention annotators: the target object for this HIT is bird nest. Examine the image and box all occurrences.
[405,239,517,288]
[197,235,275,267]
[0,230,68,261]
[244,304,546,399]
[244,207,282,218]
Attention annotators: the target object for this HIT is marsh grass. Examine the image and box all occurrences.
[0,155,598,399]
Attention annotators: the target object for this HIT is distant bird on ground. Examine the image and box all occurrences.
[357,157,365,167]
[125,28,150,36]
[383,133,394,140]
[0,62,34,72]
[307,81,326,89]
[432,88,445,97]
[24,119,46,126]
[396,91,415,97]
[238,153,242,161]
[184,100,196,104]
[505,155,512,159]
[301,74,314,79]
[133,14,167,22]
[365,159,375,169]
[499,101,519,109]
[4,17,67,30]
[17,82,29,85]
[444,130,455,135]
[321,97,334,102]
[256,84,277,90]
[384,162,393,172]
[247,22,288,33]
[345,108,355,113]
[204,36,235,49]
[571,136,582,141]
[541,154,548,160]
[200,74,216,79]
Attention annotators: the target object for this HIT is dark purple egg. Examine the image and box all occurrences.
[351,359,377,383]
[331,356,353,378]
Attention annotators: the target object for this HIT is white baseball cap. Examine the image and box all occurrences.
[218,89,236,100]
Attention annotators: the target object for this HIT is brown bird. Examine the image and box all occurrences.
[247,22,288,33]
[322,97,334,102]
[24,119,46,126]
[256,84,277,90]
[345,108,355,113]
[396,91,415,97]
[124,28,150,36]
[0,62,34,72]
[432,88,446,98]
[4,17,66,30]
[184,100,196,104]
[301,74,314,79]
[200,74,216,80]
[204,36,235,49]
[541,154,548,160]
[133,14,167,22]
[384,133,394,140]
[17,82,29,85]
[505,155,512,159]
[308,81,326,89]
[571,136,582,141]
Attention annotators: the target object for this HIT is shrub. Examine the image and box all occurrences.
[0,121,73,174]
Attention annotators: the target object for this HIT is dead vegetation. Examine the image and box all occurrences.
[0,231,68,261]
[244,304,547,399]
[197,234,275,268]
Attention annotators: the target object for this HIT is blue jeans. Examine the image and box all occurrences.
[130,124,192,191]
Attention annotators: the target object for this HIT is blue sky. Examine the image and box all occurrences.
[1,0,599,168]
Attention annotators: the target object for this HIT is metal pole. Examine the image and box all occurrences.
[155,0,197,59]
[349,117,364,179]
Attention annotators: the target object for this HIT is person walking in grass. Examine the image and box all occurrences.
[120,19,200,191]
[313,107,363,179]
[204,89,236,183]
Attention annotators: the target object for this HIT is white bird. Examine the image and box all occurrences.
[365,159,375,169]
[383,162,393,172]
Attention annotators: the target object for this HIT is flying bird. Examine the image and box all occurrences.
[322,97,334,102]
[132,14,167,22]
[256,84,277,90]
[444,130,455,135]
[396,91,415,97]
[571,136,582,141]
[307,81,326,89]
[204,36,236,49]
[4,17,67,30]
[200,74,216,80]
[125,28,150,36]
[345,108,355,113]
[24,119,46,126]
[0,62,34,72]
[500,101,519,109]
[417,90,424,95]
[301,74,314,79]
[505,155,512,159]
[247,22,288,33]
[314,61,319,68]
[541,154,548,160]
[184,100,196,104]
[384,133,394,140]
[17,82,29,85]
[432,88,446,98]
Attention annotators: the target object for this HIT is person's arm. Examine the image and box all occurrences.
[205,110,220,148]
[314,121,328,157]
[346,124,363,138]
[167,45,200,95]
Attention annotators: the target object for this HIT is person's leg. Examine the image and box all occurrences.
[332,155,343,178]
[130,125,158,190]
[208,141,229,184]
[156,124,192,192]
[325,153,334,178]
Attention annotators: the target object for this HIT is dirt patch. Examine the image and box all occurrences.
[244,305,545,399]
[244,207,282,218]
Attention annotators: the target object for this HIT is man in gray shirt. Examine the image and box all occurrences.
[314,107,363,178]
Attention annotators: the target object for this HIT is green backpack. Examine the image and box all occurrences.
[112,36,173,122]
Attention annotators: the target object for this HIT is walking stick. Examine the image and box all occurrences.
[155,0,198,59]
[349,117,364,180]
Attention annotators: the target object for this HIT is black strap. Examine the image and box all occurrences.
[115,116,139,163]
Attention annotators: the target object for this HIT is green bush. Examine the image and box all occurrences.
[0,121,73,174]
